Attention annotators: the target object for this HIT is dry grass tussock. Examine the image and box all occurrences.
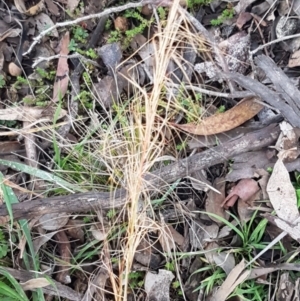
[16,0,213,298]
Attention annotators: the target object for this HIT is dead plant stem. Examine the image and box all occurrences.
[251,32,300,55]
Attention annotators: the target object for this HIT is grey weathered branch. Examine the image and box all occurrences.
[0,124,280,221]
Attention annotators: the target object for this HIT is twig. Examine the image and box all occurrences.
[24,1,145,55]
[168,83,254,98]
[32,53,100,68]
[251,32,300,55]
[246,231,287,268]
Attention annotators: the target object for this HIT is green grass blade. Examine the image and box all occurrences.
[0,172,17,228]
[249,218,268,244]
[196,211,245,242]
[0,281,22,300]
[0,269,29,301]
[0,176,45,301]
[0,159,86,193]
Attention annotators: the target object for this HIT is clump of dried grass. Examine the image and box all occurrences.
[47,0,211,298]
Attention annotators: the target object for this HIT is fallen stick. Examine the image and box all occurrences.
[0,124,280,221]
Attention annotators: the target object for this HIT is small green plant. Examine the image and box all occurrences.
[0,75,6,88]
[72,26,89,43]
[85,48,98,59]
[231,279,268,301]
[36,67,56,81]
[68,39,78,52]
[127,271,144,289]
[195,266,226,294]
[68,26,92,54]
[76,90,93,109]
[171,279,183,296]
[107,209,117,219]
[293,172,300,207]
[175,90,203,123]
[187,0,211,8]
[107,30,122,44]
[0,230,9,259]
[83,216,92,223]
[217,105,225,113]
[0,120,17,128]
[165,261,176,272]
[157,7,167,21]
[105,19,113,30]
[176,140,187,151]
[107,9,153,48]
[211,7,235,26]
[12,76,28,89]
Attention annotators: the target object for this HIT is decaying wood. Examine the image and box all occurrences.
[0,124,280,221]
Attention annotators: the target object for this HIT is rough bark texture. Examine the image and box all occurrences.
[0,124,280,221]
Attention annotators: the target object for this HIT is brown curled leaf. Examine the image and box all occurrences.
[53,31,70,103]
[172,97,264,136]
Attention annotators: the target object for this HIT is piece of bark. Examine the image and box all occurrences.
[220,72,300,128]
[0,124,280,221]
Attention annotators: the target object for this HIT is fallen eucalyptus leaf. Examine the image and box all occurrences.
[173,97,263,135]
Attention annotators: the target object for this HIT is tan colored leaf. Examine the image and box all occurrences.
[39,213,69,231]
[53,32,70,103]
[0,141,22,153]
[221,179,260,209]
[238,190,260,223]
[267,157,299,222]
[173,97,263,135]
[0,107,66,122]
[236,12,253,30]
[159,224,184,252]
[211,260,250,301]
[44,0,60,16]
[21,278,50,290]
[67,0,80,12]
[90,225,107,241]
[14,0,44,16]
[206,177,229,224]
